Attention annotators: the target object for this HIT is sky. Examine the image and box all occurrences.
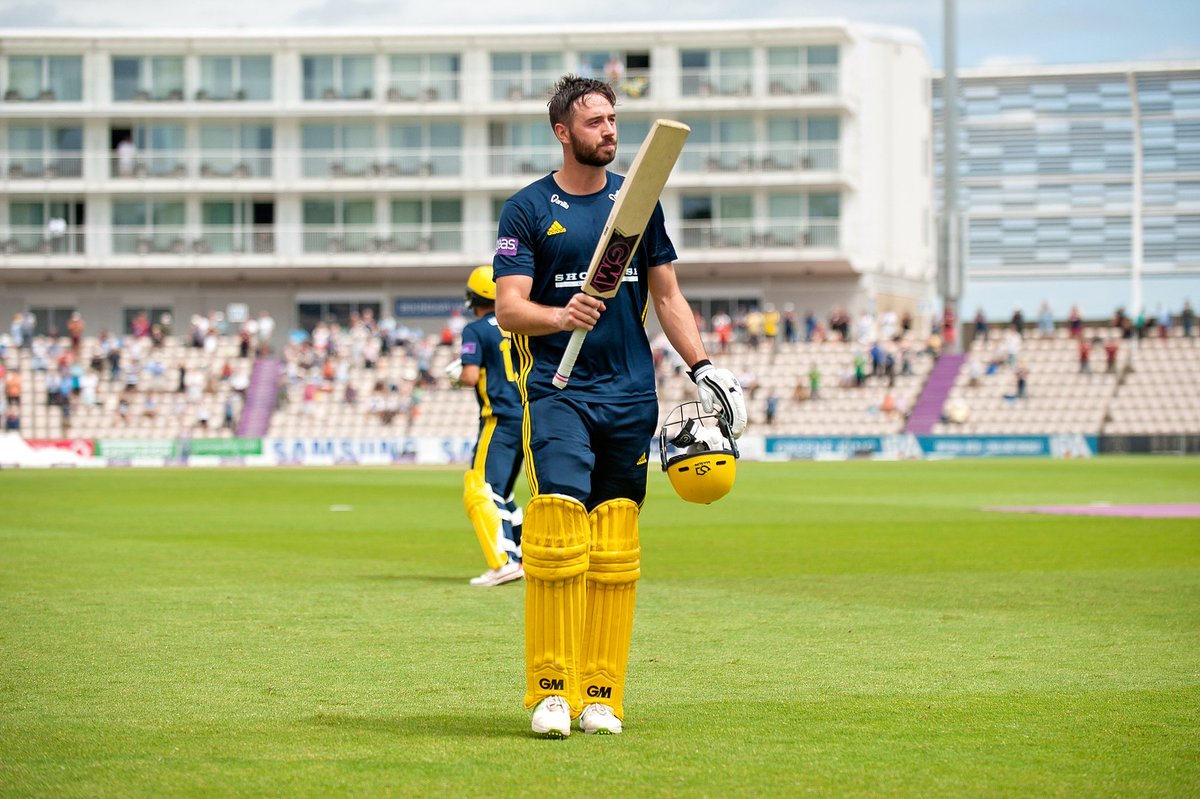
[1,0,1198,70]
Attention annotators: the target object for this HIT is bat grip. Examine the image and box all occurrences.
[552,328,588,389]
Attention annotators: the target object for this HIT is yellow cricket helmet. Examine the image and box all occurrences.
[465,265,496,308]
[659,401,739,504]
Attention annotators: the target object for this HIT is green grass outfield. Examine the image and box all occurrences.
[1,458,1198,798]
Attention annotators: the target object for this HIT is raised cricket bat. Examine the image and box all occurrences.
[552,119,691,389]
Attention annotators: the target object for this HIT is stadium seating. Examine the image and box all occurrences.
[1104,334,1200,435]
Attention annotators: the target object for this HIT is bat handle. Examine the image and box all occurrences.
[552,328,588,389]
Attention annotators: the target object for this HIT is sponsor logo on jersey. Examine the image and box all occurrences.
[550,193,570,209]
[636,452,648,466]
[495,237,518,256]
[546,220,566,236]
[461,341,477,355]
[553,265,639,289]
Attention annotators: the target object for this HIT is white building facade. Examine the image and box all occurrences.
[0,21,935,334]
[935,62,1200,322]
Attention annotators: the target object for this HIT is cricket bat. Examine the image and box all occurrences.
[552,118,691,389]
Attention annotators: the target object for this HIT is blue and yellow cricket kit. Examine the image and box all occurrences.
[495,171,676,718]
[460,311,523,569]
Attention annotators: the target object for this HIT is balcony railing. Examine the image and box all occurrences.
[675,142,840,174]
[385,76,460,102]
[765,66,840,96]
[3,152,84,179]
[301,223,463,254]
[679,219,840,249]
[491,70,562,101]
[111,225,276,255]
[2,226,86,255]
[488,146,559,176]
[110,151,273,179]
[300,148,462,179]
[680,67,755,98]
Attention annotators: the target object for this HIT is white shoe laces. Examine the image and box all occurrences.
[543,696,568,714]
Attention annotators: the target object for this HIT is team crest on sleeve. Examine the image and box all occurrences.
[495,237,519,256]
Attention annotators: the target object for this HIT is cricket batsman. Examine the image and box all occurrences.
[494,75,747,737]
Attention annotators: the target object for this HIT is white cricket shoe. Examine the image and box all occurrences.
[579,703,622,735]
[531,695,571,738]
[469,560,523,587]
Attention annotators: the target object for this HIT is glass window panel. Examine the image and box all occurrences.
[807,117,839,140]
[200,124,236,149]
[391,54,421,73]
[150,125,185,151]
[152,202,185,225]
[809,192,840,218]
[341,56,373,98]
[768,118,801,141]
[430,123,461,147]
[767,48,801,68]
[303,200,335,224]
[718,49,751,68]
[152,57,184,98]
[491,53,522,72]
[112,201,146,226]
[430,199,462,223]
[390,124,422,148]
[719,195,753,219]
[241,125,272,149]
[112,57,141,101]
[9,202,44,226]
[768,194,803,217]
[429,53,458,72]
[48,57,82,100]
[302,125,335,149]
[530,53,563,72]
[342,200,374,225]
[8,126,43,151]
[807,46,839,66]
[240,56,271,100]
[341,124,375,150]
[8,56,40,98]
[303,56,334,100]
[200,57,234,98]
[680,50,708,69]
[391,200,422,224]
[53,127,83,150]
[202,202,235,225]
[719,119,754,142]
[682,196,712,219]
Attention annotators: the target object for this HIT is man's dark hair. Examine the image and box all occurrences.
[547,74,617,128]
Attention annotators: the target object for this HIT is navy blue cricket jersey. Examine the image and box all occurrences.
[460,311,522,422]
[492,171,677,403]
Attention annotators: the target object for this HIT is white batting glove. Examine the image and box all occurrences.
[691,361,747,438]
[444,358,464,385]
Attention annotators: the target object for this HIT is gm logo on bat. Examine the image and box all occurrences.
[591,231,639,294]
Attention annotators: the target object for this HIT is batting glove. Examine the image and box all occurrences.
[444,358,464,386]
[690,360,747,438]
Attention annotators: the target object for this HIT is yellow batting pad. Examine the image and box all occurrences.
[463,469,505,570]
[523,494,590,715]
[580,498,641,720]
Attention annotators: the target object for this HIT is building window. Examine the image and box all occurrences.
[766,192,841,247]
[197,55,272,101]
[112,56,185,101]
[678,116,755,172]
[29,306,77,337]
[5,124,83,179]
[302,197,375,252]
[301,122,376,177]
[109,124,187,178]
[199,199,274,254]
[387,53,459,101]
[764,116,840,170]
[387,122,462,176]
[578,50,651,98]
[111,199,186,254]
[488,120,557,175]
[296,300,381,332]
[680,193,754,248]
[679,48,751,97]
[390,198,462,252]
[198,123,273,177]
[490,51,564,100]
[5,55,82,102]
[6,199,85,254]
[302,55,374,100]
[766,46,839,95]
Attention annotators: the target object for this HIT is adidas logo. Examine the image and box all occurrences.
[547,221,566,236]
[636,452,648,466]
